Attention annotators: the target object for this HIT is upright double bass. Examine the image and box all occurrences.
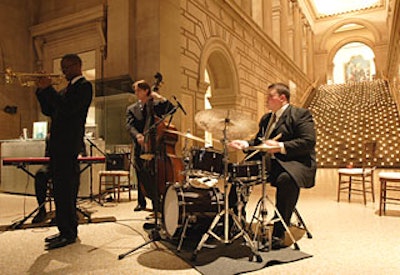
[140,73,183,204]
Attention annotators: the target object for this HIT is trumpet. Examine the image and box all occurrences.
[3,67,64,87]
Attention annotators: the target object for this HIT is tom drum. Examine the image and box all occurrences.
[228,161,262,183]
[189,148,224,177]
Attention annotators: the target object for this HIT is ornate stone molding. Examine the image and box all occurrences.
[30,5,106,68]
[30,5,105,38]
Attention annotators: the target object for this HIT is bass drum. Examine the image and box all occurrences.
[162,182,224,238]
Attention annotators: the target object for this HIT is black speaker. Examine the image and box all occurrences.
[106,153,129,171]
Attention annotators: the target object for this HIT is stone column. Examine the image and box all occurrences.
[287,1,294,60]
[306,24,314,79]
[263,0,273,37]
[279,0,289,52]
[292,1,302,67]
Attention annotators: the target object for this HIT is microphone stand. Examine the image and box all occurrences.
[85,137,109,205]
[86,137,107,157]
[118,103,180,260]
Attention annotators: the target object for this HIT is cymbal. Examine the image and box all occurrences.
[195,109,258,140]
[164,129,206,143]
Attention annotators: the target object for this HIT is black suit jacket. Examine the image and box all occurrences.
[36,78,93,157]
[125,99,174,157]
[249,105,317,188]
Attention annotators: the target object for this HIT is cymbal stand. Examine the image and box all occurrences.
[248,152,299,251]
[181,129,192,187]
[175,131,195,251]
[176,214,196,251]
[191,117,262,262]
[231,179,252,233]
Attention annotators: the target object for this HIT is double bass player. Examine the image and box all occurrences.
[126,80,174,220]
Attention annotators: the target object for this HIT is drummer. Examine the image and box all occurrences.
[229,82,316,250]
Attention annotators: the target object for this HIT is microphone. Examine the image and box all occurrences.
[173,96,187,115]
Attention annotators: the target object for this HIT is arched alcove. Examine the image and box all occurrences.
[197,38,240,152]
[198,38,239,109]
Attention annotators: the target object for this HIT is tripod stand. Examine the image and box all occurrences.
[248,152,299,251]
[9,200,48,229]
[118,151,162,260]
[191,118,262,262]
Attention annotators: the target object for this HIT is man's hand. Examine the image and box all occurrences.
[264,139,281,153]
[36,76,52,89]
[228,140,248,150]
[136,133,145,145]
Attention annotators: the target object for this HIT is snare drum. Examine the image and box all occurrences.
[188,176,219,189]
[228,161,262,182]
[189,148,224,177]
[162,182,224,238]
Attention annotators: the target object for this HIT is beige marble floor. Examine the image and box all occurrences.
[0,168,399,275]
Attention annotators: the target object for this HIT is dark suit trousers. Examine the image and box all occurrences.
[34,165,51,209]
[135,156,160,212]
[269,160,300,238]
[51,154,80,239]
[134,157,147,207]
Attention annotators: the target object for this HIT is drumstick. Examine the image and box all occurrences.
[272,133,282,141]
[241,133,282,163]
[242,150,259,163]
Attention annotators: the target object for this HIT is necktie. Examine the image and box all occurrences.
[264,113,276,139]
[264,113,276,172]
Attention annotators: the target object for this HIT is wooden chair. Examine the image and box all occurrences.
[378,172,400,215]
[337,140,377,205]
[98,152,132,204]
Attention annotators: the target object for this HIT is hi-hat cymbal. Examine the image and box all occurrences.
[247,144,281,151]
[195,109,258,140]
[164,129,206,143]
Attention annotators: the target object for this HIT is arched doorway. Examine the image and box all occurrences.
[332,42,376,84]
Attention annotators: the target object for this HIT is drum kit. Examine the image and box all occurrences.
[161,109,299,262]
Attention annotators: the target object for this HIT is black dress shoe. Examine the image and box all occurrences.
[145,212,161,220]
[134,205,146,212]
[49,218,57,225]
[45,237,76,250]
[271,236,286,250]
[32,210,47,224]
[45,233,62,243]
[143,223,156,230]
[106,196,114,202]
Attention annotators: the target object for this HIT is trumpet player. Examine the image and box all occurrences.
[35,54,93,250]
